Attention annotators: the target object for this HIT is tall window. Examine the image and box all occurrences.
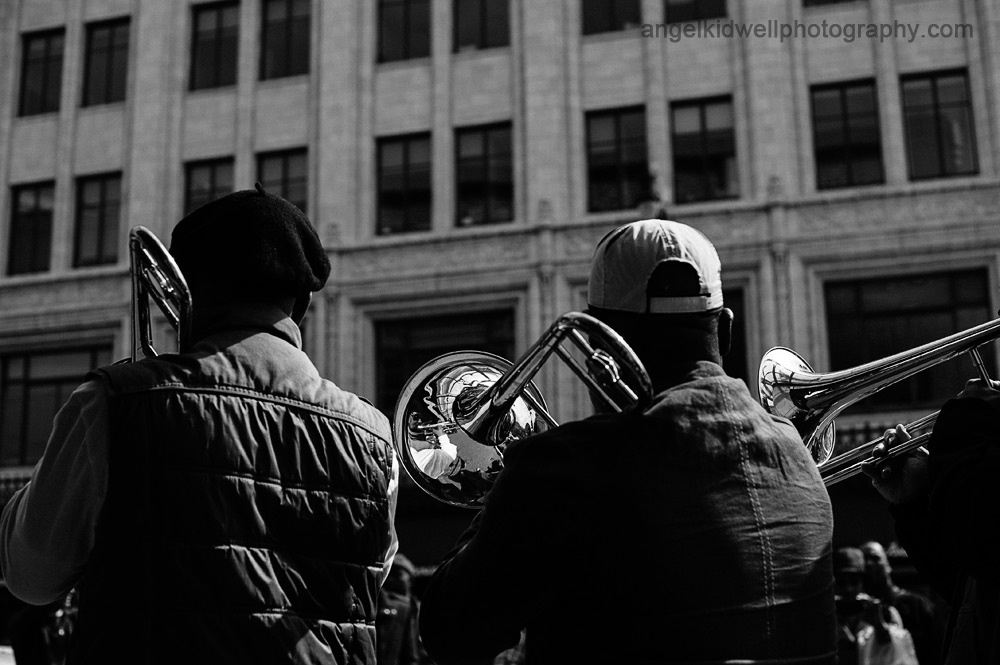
[74,173,122,267]
[811,80,883,189]
[184,157,234,215]
[665,0,726,24]
[377,133,432,234]
[261,0,310,80]
[672,97,738,203]
[19,29,64,116]
[191,2,239,90]
[454,0,509,51]
[82,18,130,107]
[1,347,112,467]
[902,70,978,180]
[456,123,513,226]
[8,183,54,276]
[378,0,431,63]
[258,148,307,213]
[586,107,648,212]
[375,310,515,413]
[826,270,995,411]
[582,0,641,34]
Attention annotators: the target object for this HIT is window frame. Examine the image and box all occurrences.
[670,95,739,204]
[454,122,514,227]
[81,17,130,107]
[183,157,235,216]
[585,105,649,213]
[376,132,433,235]
[900,69,979,181]
[190,1,240,91]
[453,0,509,51]
[810,78,885,190]
[373,309,516,413]
[257,147,308,213]
[803,0,858,7]
[664,0,727,24]
[7,181,55,276]
[0,346,113,468]
[823,268,996,412]
[377,0,432,63]
[18,28,65,117]
[259,0,311,80]
[581,0,642,35]
[73,172,123,268]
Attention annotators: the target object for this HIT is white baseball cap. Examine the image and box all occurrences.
[588,219,723,314]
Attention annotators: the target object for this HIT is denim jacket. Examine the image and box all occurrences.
[421,361,837,665]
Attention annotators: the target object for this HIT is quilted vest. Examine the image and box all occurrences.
[67,311,394,665]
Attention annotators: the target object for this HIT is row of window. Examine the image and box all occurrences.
[6,149,305,276]
[379,0,859,62]
[377,68,977,232]
[0,267,990,468]
[18,0,307,116]
[6,66,980,266]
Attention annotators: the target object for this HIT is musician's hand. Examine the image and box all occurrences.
[861,424,929,506]
[957,377,1000,401]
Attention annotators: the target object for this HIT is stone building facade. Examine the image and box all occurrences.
[1,0,999,563]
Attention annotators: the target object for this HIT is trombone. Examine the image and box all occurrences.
[128,226,192,361]
[758,316,1000,486]
[392,312,652,508]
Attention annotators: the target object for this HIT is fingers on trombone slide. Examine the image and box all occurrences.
[860,424,911,481]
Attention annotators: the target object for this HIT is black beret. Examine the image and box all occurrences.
[169,183,331,296]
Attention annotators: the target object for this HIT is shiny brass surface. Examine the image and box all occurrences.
[393,312,653,508]
[758,317,1000,482]
[129,226,192,361]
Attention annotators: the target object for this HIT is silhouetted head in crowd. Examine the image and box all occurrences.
[860,540,895,598]
[833,546,866,601]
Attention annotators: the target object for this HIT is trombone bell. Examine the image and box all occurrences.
[392,312,652,509]
[393,351,549,508]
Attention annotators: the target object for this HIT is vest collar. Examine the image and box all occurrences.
[189,303,302,350]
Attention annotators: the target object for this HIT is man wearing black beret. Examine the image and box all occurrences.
[0,186,398,664]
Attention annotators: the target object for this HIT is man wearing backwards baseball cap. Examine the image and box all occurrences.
[420,219,836,664]
[0,185,398,664]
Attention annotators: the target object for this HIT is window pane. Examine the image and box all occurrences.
[704,102,733,131]
[936,75,968,104]
[378,135,432,234]
[375,311,515,412]
[409,0,431,58]
[455,0,482,50]
[485,0,510,47]
[0,348,111,466]
[812,81,883,189]
[673,99,736,202]
[902,72,977,180]
[939,106,976,175]
[9,184,54,275]
[905,108,941,179]
[902,78,933,108]
[458,131,485,159]
[672,105,701,134]
[380,2,405,62]
[582,0,612,35]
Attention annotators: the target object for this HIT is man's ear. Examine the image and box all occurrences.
[717,307,733,357]
[292,293,312,325]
